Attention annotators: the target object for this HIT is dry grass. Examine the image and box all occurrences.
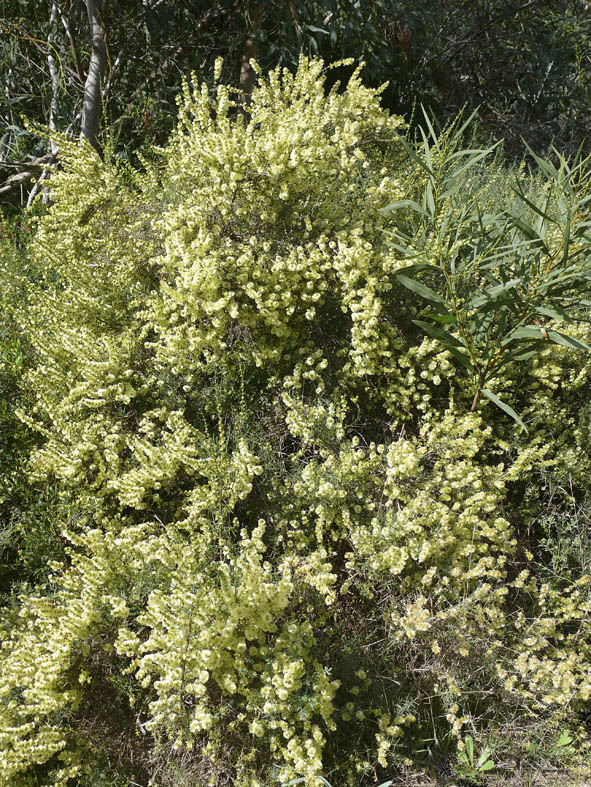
[383,764,590,787]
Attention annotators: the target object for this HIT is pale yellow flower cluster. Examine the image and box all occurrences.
[2,55,591,787]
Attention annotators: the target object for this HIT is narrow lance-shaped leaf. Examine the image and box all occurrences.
[523,141,561,181]
[502,325,547,344]
[504,211,549,251]
[534,305,569,321]
[412,319,463,347]
[467,277,521,309]
[380,199,430,218]
[508,348,538,362]
[420,126,434,173]
[420,107,440,150]
[385,238,418,257]
[561,210,571,266]
[510,181,556,225]
[546,329,591,351]
[446,145,498,185]
[445,344,474,372]
[423,311,457,325]
[396,263,442,275]
[425,180,436,217]
[481,388,527,431]
[397,136,434,176]
[397,274,445,305]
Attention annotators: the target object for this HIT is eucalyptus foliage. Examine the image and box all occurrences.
[1,59,591,786]
[3,0,591,211]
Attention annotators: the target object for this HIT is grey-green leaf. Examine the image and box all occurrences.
[546,329,591,351]
[424,311,457,324]
[413,319,463,347]
[502,326,546,343]
[398,274,445,304]
[380,199,430,218]
[534,305,569,321]
[445,345,474,372]
[480,388,527,431]
[467,277,521,308]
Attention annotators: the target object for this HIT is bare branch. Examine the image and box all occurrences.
[56,2,85,83]
[0,156,54,196]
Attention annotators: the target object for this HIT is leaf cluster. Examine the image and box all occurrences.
[384,110,591,428]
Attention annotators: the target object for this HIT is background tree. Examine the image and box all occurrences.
[79,0,107,148]
[2,0,591,210]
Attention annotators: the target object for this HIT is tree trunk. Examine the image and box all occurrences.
[47,1,60,155]
[239,3,265,103]
[81,0,108,149]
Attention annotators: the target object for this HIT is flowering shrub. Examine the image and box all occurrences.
[1,58,591,785]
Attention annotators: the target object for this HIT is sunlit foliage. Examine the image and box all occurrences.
[1,59,591,786]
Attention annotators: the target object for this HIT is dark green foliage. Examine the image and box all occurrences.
[2,0,591,214]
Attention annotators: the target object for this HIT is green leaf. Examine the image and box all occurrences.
[413,319,463,347]
[446,107,480,140]
[504,212,549,250]
[510,182,557,224]
[396,263,442,275]
[397,274,445,305]
[534,305,569,321]
[449,146,497,183]
[522,141,561,181]
[502,326,546,343]
[440,179,463,201]
[556,730,573,748]
[562,212,572,266]
[385,239,418,257]
[420,106,440,149]
[420,127,434,172]
[546,329,591,351]
[465,736,474,763]
[425,180,435,217]
[510,349,538,362]
[480,388,527,431]
[397,136,434,176]
[467,278,521,308]
[446,345,474,372]
[424,311,457,324]
[380,199,430,218]
[479,760,495,772]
